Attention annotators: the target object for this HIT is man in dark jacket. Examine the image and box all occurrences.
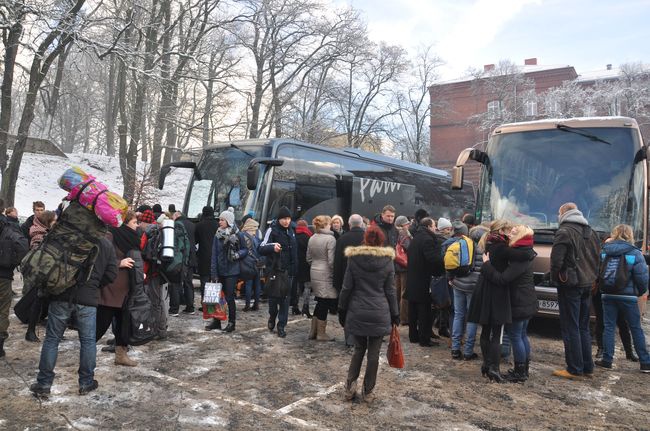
[175,211,197,314]
[405,218,444,346]
[371,205,398,247]
[21,201,45,239]
[550,202,601,379]
[194,206,219,307]
[259,206,297,338]
[30,237,118,397]
[0,218,29,357]
[333,214,366,346]
[409,208,429,237]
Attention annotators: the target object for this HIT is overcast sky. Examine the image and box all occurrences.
[341,0,650,79]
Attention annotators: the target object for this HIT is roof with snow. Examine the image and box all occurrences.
[576,67,621,82]
[434,64,575,86]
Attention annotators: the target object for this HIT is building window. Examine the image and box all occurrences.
[487,100,503,119]
[609,99,620,116]
[545,99,560,117]
[525,100,537,117]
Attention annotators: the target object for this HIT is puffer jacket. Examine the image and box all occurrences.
[211,227,248,279]
[450,226,488,293]
[259,220,298,276]
[599,240,648,298]
[339,245,398,337]
[550,209,601,288]
[307,229,337,299]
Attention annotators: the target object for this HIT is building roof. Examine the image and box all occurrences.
[576,67,621,83]
[434,64,574,86]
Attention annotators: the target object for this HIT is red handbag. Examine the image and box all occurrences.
[395,241,408,268]
[387,325,405,368]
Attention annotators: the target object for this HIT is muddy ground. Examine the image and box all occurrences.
[1,278,650,431]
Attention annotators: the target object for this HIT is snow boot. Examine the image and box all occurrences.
[505,362,527,383]
[316,319,334,341]
[115,345,137,367]
[308,317,318,340]
[205,319,222,331]
[25,319,40,343]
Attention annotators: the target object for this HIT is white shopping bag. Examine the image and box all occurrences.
[203,282,223,305]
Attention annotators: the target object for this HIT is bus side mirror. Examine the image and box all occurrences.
[451,166,464,190]
[247,157,284,190]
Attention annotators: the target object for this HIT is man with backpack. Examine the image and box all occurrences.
[167,214,191,316]
[30,237,117,397]
[174,211,197,314]
[550,202,601,379]
[0,216,29,357]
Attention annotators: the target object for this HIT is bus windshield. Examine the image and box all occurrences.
[477,127,644,235]
[185,145,265,220]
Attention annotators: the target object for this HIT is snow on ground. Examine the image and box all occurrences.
[8,152,190,218]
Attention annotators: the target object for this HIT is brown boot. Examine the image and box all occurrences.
[115,345,137,367]
[316,319,334,341]
[308,317,318,340]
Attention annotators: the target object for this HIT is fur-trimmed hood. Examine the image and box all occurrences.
[345,245,395,261]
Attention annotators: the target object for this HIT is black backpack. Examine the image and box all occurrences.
[0,220,28,268]
[597,254,631,294]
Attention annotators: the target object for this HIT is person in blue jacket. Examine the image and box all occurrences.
[595,224,650,373]
[207,210,248,333]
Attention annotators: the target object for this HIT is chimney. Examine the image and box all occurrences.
[606,64,612,70]
[484,64,495,72]
[524,58,537,66]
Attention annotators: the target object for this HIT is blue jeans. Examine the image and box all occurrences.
[37,301,97,389]
[505,319,530,363]
[451,289,477,355]
[557,286,593,374]
[602,296,650,365]
[245,273,261,307]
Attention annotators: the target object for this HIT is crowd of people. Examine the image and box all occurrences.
[0,197,648,403]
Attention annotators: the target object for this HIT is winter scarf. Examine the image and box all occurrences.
[559,208,589,226]
[29,216,49,250]
[295,225,313,238]
[486,232,508,246]
[510,235,534,248]
[110,224,141,256]
[241,218,259,236]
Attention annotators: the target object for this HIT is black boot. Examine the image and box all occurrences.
[302,304,312,319]
[25,322,40,342]
[505,362,527,383]
[205,319,222,331]
[486,365,504,383]
[525,359,530,378]
[292,306,301,315]
[0,338,5,357]
[625,348,639,362]
[480,362,488,377]
[222,322,236,333]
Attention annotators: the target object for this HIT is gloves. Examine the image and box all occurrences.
[391,315,400,326]
[338,309,347,327]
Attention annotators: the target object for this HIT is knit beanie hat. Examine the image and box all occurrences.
[277,206,292,220]
[139,209,156,224]
[395,215,410,227]
[202,206,215,218]
[452,220,468,236]
[219,210,235,227]
[437,217,452,231]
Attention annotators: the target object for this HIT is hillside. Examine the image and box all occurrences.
[9,152,190,218]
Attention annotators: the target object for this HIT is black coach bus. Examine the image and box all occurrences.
[159,139,475,224]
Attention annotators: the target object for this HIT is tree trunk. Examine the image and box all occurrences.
[44,44,71,141]
[0,18,23,173]
[202,51,217,148]
[105,53,117,156]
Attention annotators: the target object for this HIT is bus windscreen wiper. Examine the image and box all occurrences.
[556,124,611,145]
[230,143,255,157]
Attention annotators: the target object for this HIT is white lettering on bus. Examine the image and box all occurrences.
[359,178,402,203]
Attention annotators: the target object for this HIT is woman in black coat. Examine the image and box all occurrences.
[405,217,445,346]
[468,219,512,382]
[480,225,537,382]
[338,225,398,403]
[194,206,219,305]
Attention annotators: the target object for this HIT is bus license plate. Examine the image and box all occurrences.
[538,299,559,311]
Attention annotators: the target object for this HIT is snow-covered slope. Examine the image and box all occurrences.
[11,152,190,218]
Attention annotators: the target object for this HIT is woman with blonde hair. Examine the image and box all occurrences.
[307,215,337,341]
[480,225,537,382]
[331,215,345,240]
[595,224,650,373]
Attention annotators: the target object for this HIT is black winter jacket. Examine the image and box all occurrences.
[372,214,398,247]
[178,216,197,267]
[333,227,365,292]
[0,220,29,280]
[195,217,219,276]
[339,245,398,337]
[406,226,444,303]
[296,231,311,283]
[481,246,538,321]
[468,238,512,325]
[259,220,298,277]
[52,237,118,307]
[551,219,601,289]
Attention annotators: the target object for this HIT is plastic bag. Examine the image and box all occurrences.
[202,282,228,321]
[387,325,404,368]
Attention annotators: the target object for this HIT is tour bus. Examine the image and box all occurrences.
[451,116,647,316]
[158,138,475,227]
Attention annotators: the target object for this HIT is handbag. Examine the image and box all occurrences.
[203,282,223,304]
[395,241,408,268]
[264,255,290,298]
[202,282,228,321]
[387,325,405,368]
[430,275,451,308]
[239,254,258,281]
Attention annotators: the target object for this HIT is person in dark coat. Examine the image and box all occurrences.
[295,219,313,317]
[333,214,366,346]
[259,206,298,338]
[409,208,429,237]
[195,206,219,306]
[174,211,197,313]
[338,225,398,403]
[468,219,512,382]
[30,236,118,397]
[480,225,537,382]
[405,217,444,346]
[371,205,398,247]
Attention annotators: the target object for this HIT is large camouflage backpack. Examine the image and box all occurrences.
[21,201,107,297]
